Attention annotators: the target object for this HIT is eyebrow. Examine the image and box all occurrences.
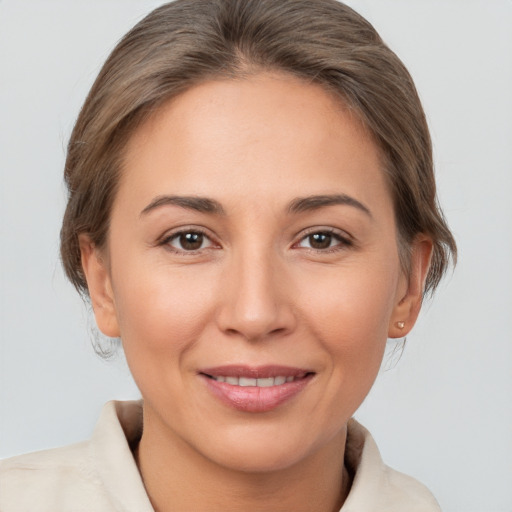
[140,193,371,218]
[288,194,372,217]
[140,195,226,217]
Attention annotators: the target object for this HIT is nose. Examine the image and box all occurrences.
[216,248,297,342]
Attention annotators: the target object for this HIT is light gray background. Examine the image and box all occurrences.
[1,1,511,511]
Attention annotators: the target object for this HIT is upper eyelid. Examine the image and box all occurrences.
[291,228,355,254]
[160,225,214,240]
[294,226,353,242]
[158,226,220,250]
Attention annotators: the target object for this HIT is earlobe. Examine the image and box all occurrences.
[388,236,433,339]
[79,235,120,338]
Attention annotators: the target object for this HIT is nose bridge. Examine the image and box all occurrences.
[217,241,294,340]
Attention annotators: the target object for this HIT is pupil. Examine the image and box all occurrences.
[180,232,203,250]
[310,233,331,249]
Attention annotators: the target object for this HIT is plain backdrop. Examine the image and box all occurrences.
[1,1,511,511]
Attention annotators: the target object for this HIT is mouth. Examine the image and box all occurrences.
[199,365,315,412]
[202,373,310,387]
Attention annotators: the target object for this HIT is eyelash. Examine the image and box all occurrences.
[293,227,353,253]
[159,227,218,254]
[158,227,353,255]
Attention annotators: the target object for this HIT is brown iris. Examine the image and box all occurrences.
[179,232,204,250]
[308,232,333,249]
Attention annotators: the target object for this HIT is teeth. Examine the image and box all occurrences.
[239,377,257,387]
[256,377,275,387]
[211,375,296,387]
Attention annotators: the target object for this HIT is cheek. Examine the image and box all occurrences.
[111,259,217,356]
[299,256,399,369]
[305,258,398,326]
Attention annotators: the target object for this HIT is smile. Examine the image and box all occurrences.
[206,374,306,387]
[199,366,315,412]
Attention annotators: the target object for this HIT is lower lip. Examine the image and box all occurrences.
[201,374,313,413]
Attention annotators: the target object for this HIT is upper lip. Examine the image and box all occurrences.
[199,365,315,379]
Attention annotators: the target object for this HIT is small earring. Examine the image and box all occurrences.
[396,321,405,330]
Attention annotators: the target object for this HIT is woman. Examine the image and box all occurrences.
[0,0,456,510]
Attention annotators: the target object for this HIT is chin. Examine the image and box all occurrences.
[209,443,309,474]
[195,422,344,474]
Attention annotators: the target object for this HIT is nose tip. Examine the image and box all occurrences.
[222,314,289,342]
[216,258,296,342]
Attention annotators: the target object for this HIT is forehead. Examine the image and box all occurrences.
[119,73,391,215]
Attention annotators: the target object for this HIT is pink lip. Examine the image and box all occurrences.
[199,365,315,413]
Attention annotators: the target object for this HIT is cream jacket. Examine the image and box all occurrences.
[0,401,440,511]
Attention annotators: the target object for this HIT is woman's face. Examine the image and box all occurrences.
[83,73,429,472]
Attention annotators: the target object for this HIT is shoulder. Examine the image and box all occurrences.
[379,464,441,512]
[342,419,441,512]
[0,400,150,512]
[0,441,112,511]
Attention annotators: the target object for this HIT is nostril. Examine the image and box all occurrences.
[269,326,287,335]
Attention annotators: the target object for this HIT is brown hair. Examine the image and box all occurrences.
[61,0,456,296]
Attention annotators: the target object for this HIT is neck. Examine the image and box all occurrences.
[134,408,351,512]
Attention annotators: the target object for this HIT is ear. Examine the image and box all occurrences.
[388,236,433,338]
[79,235,120,338]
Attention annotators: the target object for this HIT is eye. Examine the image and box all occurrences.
[296,230,351,251]
[165,230,214,252]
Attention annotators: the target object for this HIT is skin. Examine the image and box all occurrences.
[80,73,432,512]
